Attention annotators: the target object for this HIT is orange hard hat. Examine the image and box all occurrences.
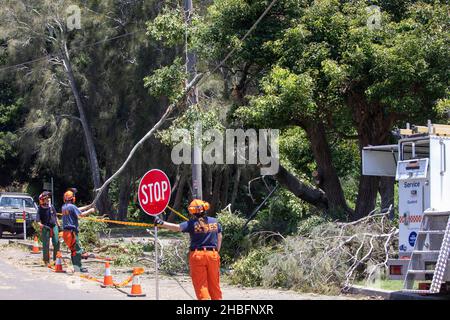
[63,190,76,203]
[188,199,210,215]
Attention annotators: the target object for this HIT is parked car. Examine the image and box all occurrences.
[0,192,37,238]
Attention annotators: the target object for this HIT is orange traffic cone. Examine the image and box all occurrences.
[127,270,146,297]
[100,261,114,288]
[30,235,40,254]
[54,251,65,273]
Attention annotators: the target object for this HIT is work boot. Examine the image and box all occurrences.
[73,265,88,273]
[81,253,95,260]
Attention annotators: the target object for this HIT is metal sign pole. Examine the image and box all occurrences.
[51,177,54,204]
[155,216,159,300]
[22,200,26,240]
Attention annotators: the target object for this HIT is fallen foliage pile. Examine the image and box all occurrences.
[229,210,398,294]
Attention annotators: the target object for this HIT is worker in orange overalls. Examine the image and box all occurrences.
[61,188,95,273]
[154,199,223,300]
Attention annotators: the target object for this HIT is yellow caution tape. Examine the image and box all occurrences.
[56,205,189,227]
[166,206,189,221]
[79,273,136,288]
[56,212,155,227]
[80,216,156,227]
[79,274,103,284]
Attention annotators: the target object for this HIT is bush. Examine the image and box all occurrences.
[297,215,330,236]
[108,242,145,267]
[78,218,109,251]
[257,190,309,235]
[228,247,273,287]
[216,210,258,266]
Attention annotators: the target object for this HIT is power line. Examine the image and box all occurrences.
[0,29,146,73]
[72,29,146,51]
[1,0,277,75]
[0,55,52,73]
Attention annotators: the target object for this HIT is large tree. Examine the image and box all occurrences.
[0,0,174,216]
[238,0,449,219]
[147,0,449,220]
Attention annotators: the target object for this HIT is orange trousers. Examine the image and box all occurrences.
[189,250,222,300]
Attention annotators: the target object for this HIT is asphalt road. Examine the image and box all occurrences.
[0,244,127,300]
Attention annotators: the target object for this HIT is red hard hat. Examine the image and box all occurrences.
[39,191,51,206]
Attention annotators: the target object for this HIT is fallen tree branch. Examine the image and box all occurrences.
[262,206,399,294]
[91,73,203,206]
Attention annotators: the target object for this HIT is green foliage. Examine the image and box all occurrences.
[146,6,186,47]
[257,189,308,235]
[110,242,145,267]
[216,210,258,265]
[0,131,18,161]
[78,218,109,251]
[156,104,225,147]
[228,247,273,287]
[0,98,22,128]
[143,57,186,104]
[31,221,41,241]
[434,96,450,123]
[296,214,330,236]
[237,66,316,127]
[193,0,304,65]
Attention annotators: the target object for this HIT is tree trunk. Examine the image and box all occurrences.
[230,165,241,210]
[274,164,328,210]
[204,165,213,203]
[118,173,132,221]
[220,166,230,207]
[304,121,353,217]
[168,165,188,222]
[379,176,395,219]
[210,166,224,215]
[353,175,379,220]
[349,91,396,220]
[61,43,110,214]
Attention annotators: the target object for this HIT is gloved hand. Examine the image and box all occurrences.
[154,217,164,226]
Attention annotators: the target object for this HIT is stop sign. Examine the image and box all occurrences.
[138,169,171,216]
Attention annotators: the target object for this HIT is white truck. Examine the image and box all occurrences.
[363,122,450,293]
[0,192,37,238]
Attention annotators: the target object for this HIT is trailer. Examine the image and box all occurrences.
[362,122,450,294]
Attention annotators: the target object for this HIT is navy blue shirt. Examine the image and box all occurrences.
[61,203,82,232]
[180,216,222,250]
[37,205,58,227]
